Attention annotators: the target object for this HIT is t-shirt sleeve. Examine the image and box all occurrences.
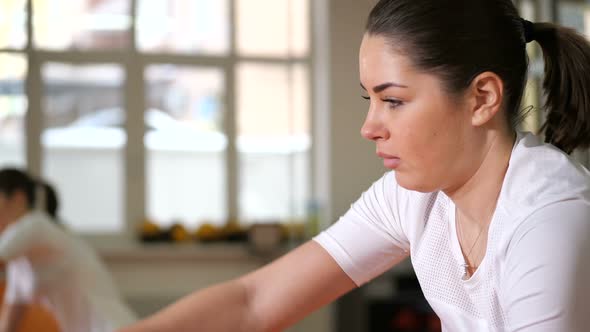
[313,172,411,286]
[501,200,590,332]
[0,212,46,261]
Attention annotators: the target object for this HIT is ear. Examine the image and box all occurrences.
[467,72,504,127]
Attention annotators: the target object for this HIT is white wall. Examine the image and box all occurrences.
[328,0,383,221]
[326,1,390,331]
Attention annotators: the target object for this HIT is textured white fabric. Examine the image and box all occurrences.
[0,212,136,332]
[314,132,590,331]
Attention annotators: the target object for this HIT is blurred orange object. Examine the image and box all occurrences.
[0,271,61,332]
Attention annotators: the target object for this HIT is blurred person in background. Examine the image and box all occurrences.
[0,168,136,332]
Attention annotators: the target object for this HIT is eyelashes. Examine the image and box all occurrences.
[384,99,403,108]
[361,96,403,109]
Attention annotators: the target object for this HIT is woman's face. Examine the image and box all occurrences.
[359,34,476,192]
[0,191,27,228]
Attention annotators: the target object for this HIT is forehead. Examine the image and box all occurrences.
[358,34,456,100]
[359,34,416,80]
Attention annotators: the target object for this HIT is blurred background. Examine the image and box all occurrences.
[0,0,588,331]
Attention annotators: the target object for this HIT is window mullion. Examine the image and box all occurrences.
[25,54,42,176]
[226,0,238,224]
[26,0,42,176]
[124,0,146,236]
[310,0,331,227]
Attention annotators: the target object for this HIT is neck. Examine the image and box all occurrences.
[444,130,515,227]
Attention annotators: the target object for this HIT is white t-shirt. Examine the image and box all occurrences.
[314,132,590,331]
[0,212,136,332]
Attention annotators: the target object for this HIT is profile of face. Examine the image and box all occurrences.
[359,34,481,193]
[0,190,28,229]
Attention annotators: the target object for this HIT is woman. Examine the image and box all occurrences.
[120,0,590,331]
[0,169,136,332]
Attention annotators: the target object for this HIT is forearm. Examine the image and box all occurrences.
[118,279,259,332]
[0,303,26,332]
[119,241,356,332]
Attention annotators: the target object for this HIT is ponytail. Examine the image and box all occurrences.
[533,23,590,154]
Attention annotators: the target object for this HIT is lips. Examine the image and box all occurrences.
[377,151,401,169]
[377,151,399,159]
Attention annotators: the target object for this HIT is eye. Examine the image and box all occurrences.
[383,98,403,109]
[361,95,370,100]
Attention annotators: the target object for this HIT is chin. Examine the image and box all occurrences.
[395,172,437,193]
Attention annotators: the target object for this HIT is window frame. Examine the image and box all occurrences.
[0,0,320,244]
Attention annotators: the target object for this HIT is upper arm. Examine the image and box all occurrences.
[241,173,411,331]
[240,240,357,332]
[501,201,590,332]
[311,172,412,286]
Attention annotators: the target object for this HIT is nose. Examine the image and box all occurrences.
[360,108,389,141]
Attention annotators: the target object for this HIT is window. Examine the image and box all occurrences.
[144,65,227,228]
[136,0,229,54]
[0,0,314,235]
[236,63,310,223]
[0,53,27,167]
[41,63,126,232]
[558,1,590,35]
[0,0,27,49]
[33,0,132,50]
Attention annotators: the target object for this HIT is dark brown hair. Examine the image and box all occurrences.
[0,168,36,207]
[0,168,59,219]
[366,0,590,154]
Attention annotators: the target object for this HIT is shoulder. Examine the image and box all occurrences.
[0,212,46,241]
[499,199,590,281]
[352,171,442,243]
[502,132,590,215]
[496,133,590,271]
[4,211,69,248]
[510,199,590,250]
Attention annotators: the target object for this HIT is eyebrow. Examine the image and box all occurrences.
[360,82,408,93]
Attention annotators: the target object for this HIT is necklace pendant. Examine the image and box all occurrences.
[461,263,469,280]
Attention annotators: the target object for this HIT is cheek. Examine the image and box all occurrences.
[399,108,462,168]
[396,114,442,159]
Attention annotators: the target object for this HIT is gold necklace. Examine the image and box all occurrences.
[457,210,488,280]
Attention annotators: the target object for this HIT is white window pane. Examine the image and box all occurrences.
[0,0,27,49]
[558,2,590,38]
[33,0,131,50]
[237,0,309,57]
[41,63,125,233]
[290,0,310,57]
[145,65,227,228]
[237,62,310,223]
[137,0,229,55]
[0,53,27,168]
